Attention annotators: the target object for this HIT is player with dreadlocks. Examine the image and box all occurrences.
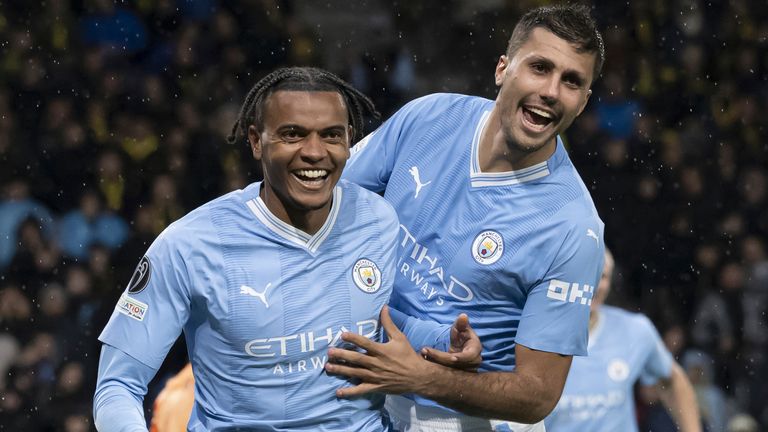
[93,66,481,431]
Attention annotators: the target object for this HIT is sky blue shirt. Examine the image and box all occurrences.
[97,180,415,431]
[342,93,605,410]
[545,305,674,432]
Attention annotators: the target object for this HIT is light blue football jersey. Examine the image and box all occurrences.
[99,180,401,431]
[544,306,674,432]
[343,93,605,410]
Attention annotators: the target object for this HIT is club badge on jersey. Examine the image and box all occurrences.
[472,230,504,265]
[353,258,382,293]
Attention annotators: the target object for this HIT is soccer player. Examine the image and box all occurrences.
[544,250,702,432]
[93,67,479,431]
[325,4,606,431]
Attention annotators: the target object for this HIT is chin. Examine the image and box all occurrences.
[506,136,550,154]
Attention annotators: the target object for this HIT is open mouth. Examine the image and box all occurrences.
[522,106,555,131]
[292,169,330,187]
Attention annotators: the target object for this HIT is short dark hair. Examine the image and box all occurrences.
[227,67,379,144]
[506,4,605,80]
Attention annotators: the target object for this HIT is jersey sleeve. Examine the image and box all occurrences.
[389,306,451,352]
[637,315,674,385]
[98,226,192,369]
[343,95,437,192]
[93,344,157,432]
[515,215,605,356]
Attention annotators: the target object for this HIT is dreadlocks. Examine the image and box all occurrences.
[227,67,379,145]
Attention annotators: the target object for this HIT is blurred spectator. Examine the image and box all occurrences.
[683,350,729,432]
[0,180,55,270]
[56,190,129,260]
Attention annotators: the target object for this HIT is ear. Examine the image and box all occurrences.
[345,125,354,158]
[576,89,593,117]
[494,55,509,87]
[248,125,262,161]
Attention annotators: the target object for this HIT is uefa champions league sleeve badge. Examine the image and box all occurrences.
[127,256,152,294]
[352,258,382,293]
[472,230,504,265]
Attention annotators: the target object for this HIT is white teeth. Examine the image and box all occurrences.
[294,169,328,179]
[527,107,553,119]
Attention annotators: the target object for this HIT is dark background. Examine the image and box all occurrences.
[0,1,765,430]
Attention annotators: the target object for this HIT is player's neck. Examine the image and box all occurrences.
[478,111,556,173]
[260,186,330,235]
[588,310,600,333]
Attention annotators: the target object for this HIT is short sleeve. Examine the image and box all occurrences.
[343,95,434,192]
[638,316,674,385]
[98,227,192,369]
[515,218,605,356]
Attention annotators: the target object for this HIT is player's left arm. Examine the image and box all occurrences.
[388,307,482,370]
[638,317,702,432]
[656,362,702,432]
[326,306,569,423]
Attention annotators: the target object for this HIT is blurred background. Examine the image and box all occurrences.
[0,0,766,431]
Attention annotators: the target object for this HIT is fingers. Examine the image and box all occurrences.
[325,359,377,380]
[339,331,377,353]
[379,305,405,341]
[335,382,380,398]
[452,313,470,333]
[420,347,460,366]
[328,346,369,364]
[421,347,481,370]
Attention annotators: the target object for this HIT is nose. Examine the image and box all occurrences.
[540,76,560,104]
[300,132,326,161]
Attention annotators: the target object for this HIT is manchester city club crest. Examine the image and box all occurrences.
[472,230,504,265]
[607,359,630,382]
[352,258,382,293]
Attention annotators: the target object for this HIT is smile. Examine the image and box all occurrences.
[521,105,555,131]
[292,169,330,187]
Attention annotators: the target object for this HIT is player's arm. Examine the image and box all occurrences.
[656,362,702,432]
[388,307,482,370]
[95,225,194,430]
[326,306,568,422]
[94,344,157,432]
[343,95,441,190]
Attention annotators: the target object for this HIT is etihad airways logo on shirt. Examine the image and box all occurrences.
[397,224,474,305]
[244,320,379,358]
[546,279,594,306]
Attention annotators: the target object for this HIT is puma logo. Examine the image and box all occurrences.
[240,283,271,308]
[408,166,431,199]
[586,229,599,245]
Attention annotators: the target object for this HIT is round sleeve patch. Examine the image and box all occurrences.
[127,256,152,294]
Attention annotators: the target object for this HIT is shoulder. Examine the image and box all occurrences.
[397,93,492,119]
[153,186,253,250]
[602,306,658,338]
[338,180,398,225]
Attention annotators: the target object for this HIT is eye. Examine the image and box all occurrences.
[321,130,345,143]
[531,63,546,73]
[281,128,303,141]
[563,76,583,89]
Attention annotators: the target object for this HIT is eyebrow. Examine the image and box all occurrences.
[529,55,588,85]
[276,124,347,133]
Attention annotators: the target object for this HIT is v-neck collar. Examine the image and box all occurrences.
[245,185,341,254]
[469,110,558,188]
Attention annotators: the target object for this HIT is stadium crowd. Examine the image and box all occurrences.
[0,0,765,430]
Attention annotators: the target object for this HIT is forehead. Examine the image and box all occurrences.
[263,90,348,126]
[515,27,596,82]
